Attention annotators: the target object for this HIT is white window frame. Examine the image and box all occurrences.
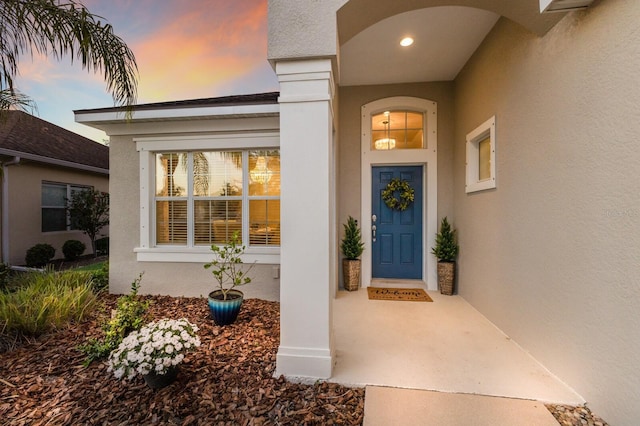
[466,115,496,193]
[134,133,280,264]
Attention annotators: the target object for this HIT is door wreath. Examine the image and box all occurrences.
[382,178,415,211]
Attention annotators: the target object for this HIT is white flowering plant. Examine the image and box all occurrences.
[107,318,201,380]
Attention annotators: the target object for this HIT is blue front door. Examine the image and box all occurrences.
[372,166,423,279]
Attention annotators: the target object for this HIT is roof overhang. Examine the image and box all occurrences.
[0,149,109,175]
[75,103,279,129]
[540,0,595,13]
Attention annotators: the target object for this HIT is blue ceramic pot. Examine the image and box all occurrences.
[208,289,244,325]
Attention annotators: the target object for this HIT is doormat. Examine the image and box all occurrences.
[367,287,433,302]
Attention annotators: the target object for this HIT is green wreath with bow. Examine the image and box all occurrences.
[382,178,415,211]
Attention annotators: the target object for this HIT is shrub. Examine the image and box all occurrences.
[25,243,55,267]
[340,216,364,260]
[62,240,86,261]
[67,190,109,258]
[95,237,109,256]
[90,261,109,293]
[79,273,149,365]
[0,269,96,336]
[431,217,459,262]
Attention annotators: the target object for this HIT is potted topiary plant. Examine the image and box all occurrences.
[431,217,459,295]
[203,232,255,325]
[341,216,365,291]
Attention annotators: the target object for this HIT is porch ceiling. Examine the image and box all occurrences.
[339,6,500,86]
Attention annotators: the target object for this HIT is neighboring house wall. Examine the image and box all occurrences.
[453,2,640,424]
[6,162,108,265]
[106,122,280,300]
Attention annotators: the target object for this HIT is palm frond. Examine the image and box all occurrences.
[0,89,36,113]
[193,152,210,195]
[0,0,138,110]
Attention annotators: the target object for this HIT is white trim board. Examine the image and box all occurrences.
[360,96,438,291]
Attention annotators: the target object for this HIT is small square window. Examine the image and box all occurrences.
[466,116,496,193]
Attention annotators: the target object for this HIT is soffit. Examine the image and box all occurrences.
[339,6,500,86]
[337,0,564,44]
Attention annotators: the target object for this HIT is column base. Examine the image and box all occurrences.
[276,345,335,379]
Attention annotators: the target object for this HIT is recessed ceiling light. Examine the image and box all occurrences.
[400,37,414,47]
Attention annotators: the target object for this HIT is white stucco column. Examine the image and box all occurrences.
[276,59,335,379]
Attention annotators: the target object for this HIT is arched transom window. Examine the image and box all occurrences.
[371,110,424,150]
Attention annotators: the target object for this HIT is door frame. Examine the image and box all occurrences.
[360,97,438,290]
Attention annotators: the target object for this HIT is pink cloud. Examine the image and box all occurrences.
[128,0,271,102]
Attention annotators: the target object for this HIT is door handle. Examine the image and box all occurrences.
[372,225,376,242]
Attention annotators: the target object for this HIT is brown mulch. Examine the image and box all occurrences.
[0,296,364,425]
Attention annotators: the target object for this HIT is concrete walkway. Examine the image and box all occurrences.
[331,289,584,424]
[364,386,560,426]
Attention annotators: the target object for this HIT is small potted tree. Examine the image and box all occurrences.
[431,217,459,295]
[341,216,364,291]
[204,232,255,325]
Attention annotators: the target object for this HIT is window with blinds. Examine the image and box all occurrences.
[42,182,90,232]
[154,150,280,247]
[249,151,280,246]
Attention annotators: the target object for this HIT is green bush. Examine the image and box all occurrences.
[340,216,364,260]
[79,273,149,365]
[90,261,109,293]
[63,240,86,261]
[431,217,459,262]
[25,243,56,267]
[95,237,109,256]
[0,269,96,336]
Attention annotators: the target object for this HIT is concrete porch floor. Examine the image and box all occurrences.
[330,289,584,423]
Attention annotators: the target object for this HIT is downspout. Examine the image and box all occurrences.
[2,156,20,264]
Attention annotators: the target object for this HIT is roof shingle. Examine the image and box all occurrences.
[0,110,108,171]
[75,91,280,114]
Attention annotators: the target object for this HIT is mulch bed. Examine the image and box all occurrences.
[0,296,364,425]
[546,404,608,426]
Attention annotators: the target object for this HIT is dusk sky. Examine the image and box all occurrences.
[14,0,278,143]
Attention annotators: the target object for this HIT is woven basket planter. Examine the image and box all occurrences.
[342,259,361,291]
[437,261,455,295]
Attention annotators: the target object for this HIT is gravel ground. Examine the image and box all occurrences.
[546,404,608,426]
[0,294,609,425]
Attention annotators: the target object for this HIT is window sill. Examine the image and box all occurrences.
[134,246,280,264]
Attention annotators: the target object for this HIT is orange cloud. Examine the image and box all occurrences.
[130,0,270,102]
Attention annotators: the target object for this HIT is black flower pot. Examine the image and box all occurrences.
[142,365,179,389]
[207,289,244,325]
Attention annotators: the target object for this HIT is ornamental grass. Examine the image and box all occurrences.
[0,269,96,336]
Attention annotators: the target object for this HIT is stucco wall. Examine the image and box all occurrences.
[108,127,280,301]
[6,162,108,265]
[267,0,346,62]
[453,2,640,424]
